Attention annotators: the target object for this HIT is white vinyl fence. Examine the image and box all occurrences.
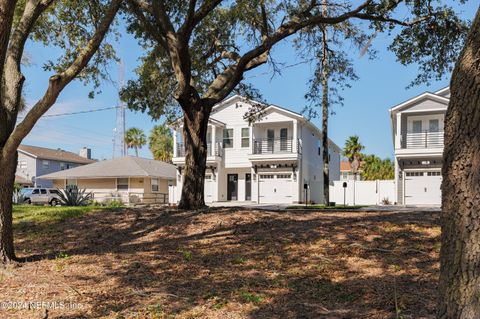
[329,180,395,206]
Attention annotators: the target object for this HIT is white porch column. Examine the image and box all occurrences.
[173,128,177,157]
[250,124,254,153]
[394,158,399,204]
[293,120,298,152]
[211,125,216,155]
[395,113,402,149]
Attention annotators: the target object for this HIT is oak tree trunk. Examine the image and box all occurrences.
[437,8,480,319]
[178,105,210,209]
[0,152,17,263]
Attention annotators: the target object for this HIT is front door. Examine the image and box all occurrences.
[245,174,251,201]
[227,174,238,201]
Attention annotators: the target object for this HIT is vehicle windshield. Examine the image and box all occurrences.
[20,188,33,196]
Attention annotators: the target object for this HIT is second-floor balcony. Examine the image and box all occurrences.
[253,138,298,154]
[402,130,444,149]
[175,142,223,158]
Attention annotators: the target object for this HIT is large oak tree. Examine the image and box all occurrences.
[438,7,480,318]
[0,0,122,263]
[122,0,467,209]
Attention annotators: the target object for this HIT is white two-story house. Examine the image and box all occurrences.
[390,87,449,205]
[172,95,341,204]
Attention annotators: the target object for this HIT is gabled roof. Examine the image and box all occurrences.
[38,156,176,180]
[389,92,449,114]
[435,87,450,97]
[340,161,364,172]
[18,145,95,164]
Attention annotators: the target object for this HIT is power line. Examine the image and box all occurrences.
[18,106,118,119]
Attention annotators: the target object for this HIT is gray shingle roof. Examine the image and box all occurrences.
[18,145,95,164]
[38,156,176,180]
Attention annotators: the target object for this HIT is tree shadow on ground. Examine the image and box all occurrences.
[12,208,440,319]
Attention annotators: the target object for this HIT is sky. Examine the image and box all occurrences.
[20,1,478,161]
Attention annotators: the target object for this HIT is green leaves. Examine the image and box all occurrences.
[389,6,470,87]
[361,155,394,180]
[343,135,365,164]
[149,124,173,162]
[125,127,147,156]
[29,0,120,96]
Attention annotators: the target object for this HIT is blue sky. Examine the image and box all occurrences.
[21,1,478,160]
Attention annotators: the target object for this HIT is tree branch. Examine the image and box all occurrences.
[179,0,223,38]
[4,0,55,112]
[204,0,373,103]
[355,13,430,26]
[127,0,152,14]
[3,0,123,157]
[128,1,169,51]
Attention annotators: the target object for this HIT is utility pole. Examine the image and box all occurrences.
[113,60,126,158]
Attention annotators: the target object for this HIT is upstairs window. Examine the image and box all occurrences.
[223,129,234,148]
[17,160,27,169]
[429,119,439,132]
[412,120,422,133]
[241,128,249,148]
[280,128,288,151]
[42,160,49,169]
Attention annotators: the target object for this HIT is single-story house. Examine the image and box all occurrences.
[38,156,176,204]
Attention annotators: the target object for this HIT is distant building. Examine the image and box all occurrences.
[389,87,448,205]
[38,156,176,204]
[16,145,95,187]
[339,161,363,181]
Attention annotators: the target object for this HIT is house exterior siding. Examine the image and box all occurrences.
[172,95,341,204]
[390,88,448,205]
[16,147,92,188]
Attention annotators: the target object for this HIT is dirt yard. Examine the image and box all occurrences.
[0,207,440,319]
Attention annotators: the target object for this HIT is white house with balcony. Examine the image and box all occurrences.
[172,95,341,204]
[390,87,449,205]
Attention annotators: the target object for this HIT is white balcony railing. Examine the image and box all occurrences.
[176,142,223,157]
[403,131,444,149]
[252,138,299,154]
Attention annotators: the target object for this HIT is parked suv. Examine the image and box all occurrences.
[23,188,62,206]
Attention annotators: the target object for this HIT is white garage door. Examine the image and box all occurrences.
[204,175,214,203]
[259,174,293,204]
[404,171,442,205]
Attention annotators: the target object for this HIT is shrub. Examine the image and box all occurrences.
[104,199,124,208]
[57,186,93,206]
[381,197,392,205]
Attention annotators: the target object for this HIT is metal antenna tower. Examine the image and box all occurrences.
[113,60,127,158]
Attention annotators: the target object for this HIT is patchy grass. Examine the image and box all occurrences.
[1,207,441,318]
[13,204,109,225]
[239,291,264,304]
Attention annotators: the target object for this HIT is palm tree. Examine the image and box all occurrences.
[343,135,365,175]
[149,125,173,162]
[124,127,146,157]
